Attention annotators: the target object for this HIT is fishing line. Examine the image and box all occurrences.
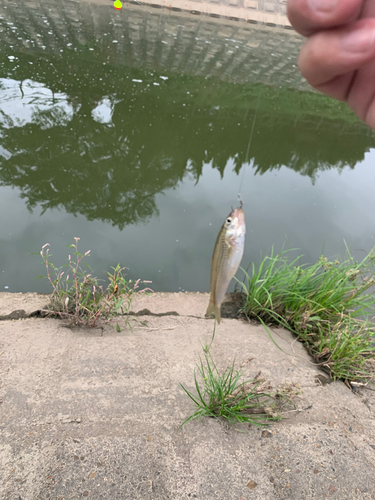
[237,97,260,202]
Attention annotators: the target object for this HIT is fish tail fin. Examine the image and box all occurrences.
[206,301,221,324]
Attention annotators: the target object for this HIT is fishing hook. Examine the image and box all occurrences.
[238,194,243,208]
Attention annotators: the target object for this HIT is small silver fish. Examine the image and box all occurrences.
[206,205,246,323]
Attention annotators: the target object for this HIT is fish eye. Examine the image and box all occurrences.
[226,217,232,224]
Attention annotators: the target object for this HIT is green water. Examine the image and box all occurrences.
[1,2,375,294]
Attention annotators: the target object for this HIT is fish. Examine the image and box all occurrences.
[206,205,246,324]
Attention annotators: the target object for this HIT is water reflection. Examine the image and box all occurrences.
[1,2,375,293]
[1,56,374,229]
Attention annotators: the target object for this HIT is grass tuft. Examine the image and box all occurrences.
[179,349,292,428]
[236,245,375,382]
[34,238,152,329]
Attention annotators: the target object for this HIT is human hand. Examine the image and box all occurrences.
[287,0,375,128]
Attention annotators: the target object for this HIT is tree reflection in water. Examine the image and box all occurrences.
[1,53,374,229]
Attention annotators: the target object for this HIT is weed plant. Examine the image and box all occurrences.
[236,246,375,381]
[35,238,152,329]
[180,349,287,427]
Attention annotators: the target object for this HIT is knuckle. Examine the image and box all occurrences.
[287,0,315,36]
[298,37,326,84]
[298,44,315,80]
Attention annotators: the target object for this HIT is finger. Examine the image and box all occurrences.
[287,0,363,36]
[361,0,375,19]
[346,63,375,127]
[314,73,356,102]
[318,66,375,130]
[299,19,375,87]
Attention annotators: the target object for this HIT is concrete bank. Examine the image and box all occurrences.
[77,0,291,27]
[1,292,375,500]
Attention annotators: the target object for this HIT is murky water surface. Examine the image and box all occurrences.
[1,1,375,293]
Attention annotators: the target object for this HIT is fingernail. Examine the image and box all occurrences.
[308,0,338,13]
[342,27,375,53]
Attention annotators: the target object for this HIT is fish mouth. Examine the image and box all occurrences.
[230,207,245,224]
[226,208,245,237]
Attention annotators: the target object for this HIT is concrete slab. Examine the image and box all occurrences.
[0,292,51,319]
[63,0,291,27]
[1,293,375,499]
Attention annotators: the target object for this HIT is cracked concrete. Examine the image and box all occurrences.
[1,292,375,499]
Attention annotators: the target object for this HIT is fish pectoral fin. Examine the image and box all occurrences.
[206,301,221,324]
